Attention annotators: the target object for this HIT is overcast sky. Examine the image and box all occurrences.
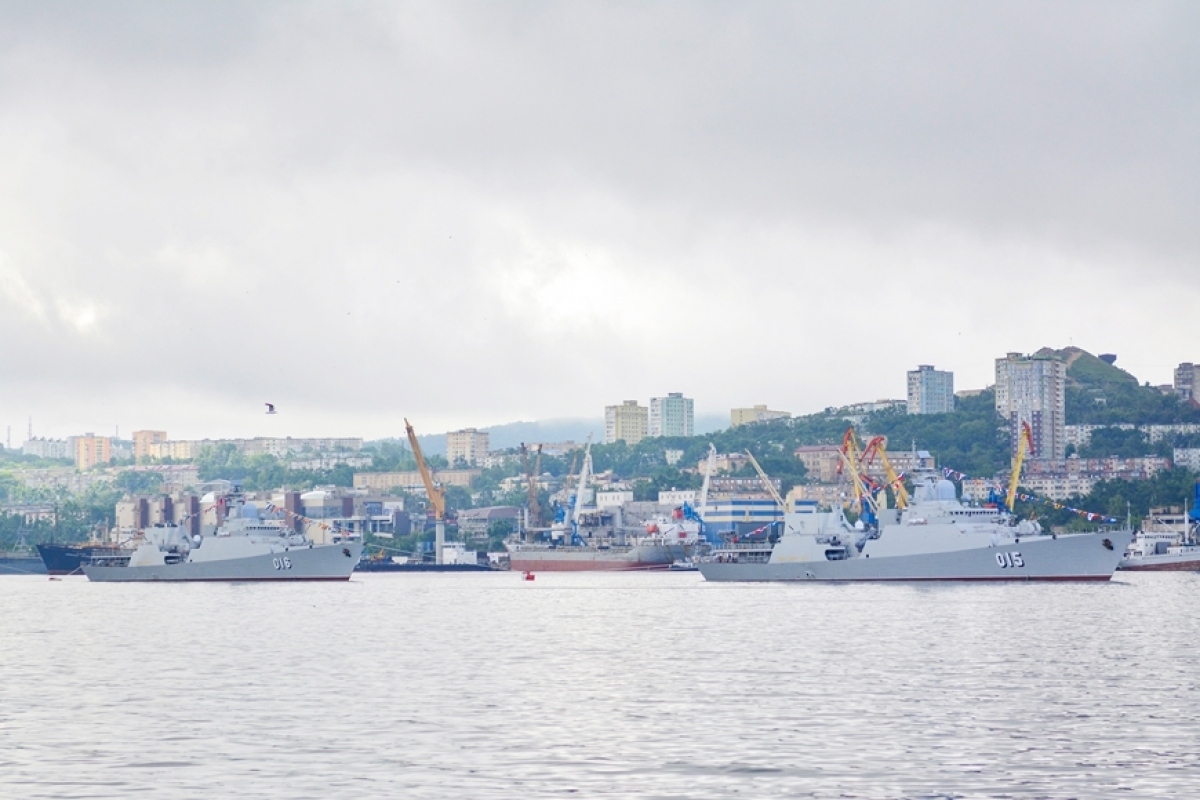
[2,1,1198,442]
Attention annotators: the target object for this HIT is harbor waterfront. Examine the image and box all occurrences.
[1,571,1197,798]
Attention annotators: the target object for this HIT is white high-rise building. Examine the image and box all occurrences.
[906,365,955,415]
[994,352,1066,460]
[649,392,694,438]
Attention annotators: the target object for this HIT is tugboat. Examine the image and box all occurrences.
[82,495,362,582]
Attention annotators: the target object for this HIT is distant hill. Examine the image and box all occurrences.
[391,414,730,456]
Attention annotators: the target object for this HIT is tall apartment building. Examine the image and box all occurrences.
[994,352,1066,460]
[132,430,168,461]
[906,365,955,415]
[731,405,791,427]
[648,392,694,438]
[1174,362,1200,402]
[74,434,113,471]
[605,400,648,445]
[446,428,490,466]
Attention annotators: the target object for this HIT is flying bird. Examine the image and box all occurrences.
[265,403,277,415]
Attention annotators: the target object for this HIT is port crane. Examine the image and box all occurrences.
[836,427,879,522]
[569,439,593,545]
[697,443,716,516]
[405,418,446,564]
[861,436,910,510]
[1005,421,1035,513]
[519,443,543,529]
[744,448,792,539]
[745,449,787,511]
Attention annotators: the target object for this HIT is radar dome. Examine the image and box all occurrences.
[935,480,957,501]
[241,502,260,519]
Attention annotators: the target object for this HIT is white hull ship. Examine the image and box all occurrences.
[699,476,1130,583]
[1119,506,1200,571]
[83,497,362,582]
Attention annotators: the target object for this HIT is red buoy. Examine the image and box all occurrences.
[523,571,535,581]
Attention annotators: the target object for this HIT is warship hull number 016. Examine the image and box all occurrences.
[699,477,1131,583]
[83,495,363,582]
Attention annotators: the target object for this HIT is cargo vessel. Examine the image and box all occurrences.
[36,542,125,575]
[504,440,700,571]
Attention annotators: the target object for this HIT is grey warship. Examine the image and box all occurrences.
[698,476,1130,583]
[83,498,362,582]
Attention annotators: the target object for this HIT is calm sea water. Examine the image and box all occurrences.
[1,571,1197,799]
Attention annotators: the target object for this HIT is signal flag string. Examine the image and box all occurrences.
[941,467,1119,525]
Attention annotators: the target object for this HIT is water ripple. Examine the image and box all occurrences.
[1,571,1198,797]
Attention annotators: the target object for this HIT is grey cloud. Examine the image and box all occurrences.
[0,2,1197,437]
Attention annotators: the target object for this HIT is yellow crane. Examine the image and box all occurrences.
[861,436,910,510]
[1006,421,1035,513]
[836,427,873,514]
[405,418,446,564]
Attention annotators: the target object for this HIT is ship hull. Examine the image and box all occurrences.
[1118,554,1200,571]
[355,561,495,573]
[507,543,679,572]
[37,543,124,575]
[699,530,1129,583]
[0,555,47,575]
[83,543,363,582]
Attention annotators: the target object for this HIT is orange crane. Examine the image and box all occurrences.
[861,436,910,510]
[405,418,446,564]
[1006,421,1035,513]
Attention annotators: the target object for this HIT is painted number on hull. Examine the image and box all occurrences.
[272,556,292,570]
[995,551,1024,569]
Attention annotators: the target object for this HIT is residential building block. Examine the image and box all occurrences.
[649,392,694,438]
[731,405,791,427]
[605,400,648,445]
[447,428,490,467]
[995,352,1067,460]
[906,365,955,414]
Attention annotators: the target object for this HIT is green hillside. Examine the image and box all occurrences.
[1035,346,1200,424]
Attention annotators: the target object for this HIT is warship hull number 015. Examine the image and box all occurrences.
[698,476,1131,583]
[82,494,363,582]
